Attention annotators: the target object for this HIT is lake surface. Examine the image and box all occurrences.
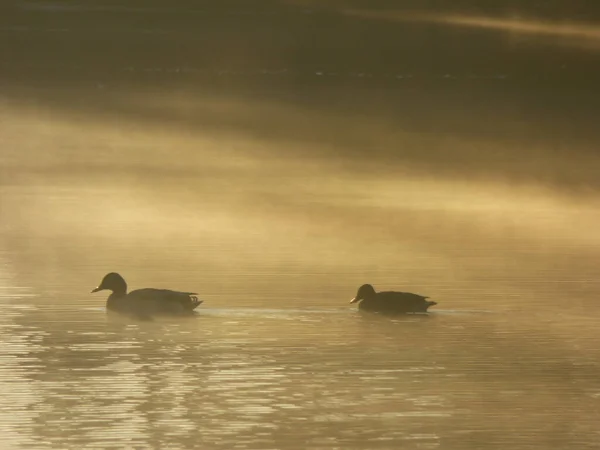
[1,1,600,448]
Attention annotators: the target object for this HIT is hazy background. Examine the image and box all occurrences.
[0,1,599,448]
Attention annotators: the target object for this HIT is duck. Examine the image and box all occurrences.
[350,284,437,314]
[91,272,202,317]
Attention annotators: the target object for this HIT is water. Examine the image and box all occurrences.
[2,90,600,450]
[1,297,600,449]
[2,2,600,448]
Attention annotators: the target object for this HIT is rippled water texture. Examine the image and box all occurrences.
[2,1,600,449]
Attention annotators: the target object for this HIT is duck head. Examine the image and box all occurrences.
[350,284,377,303]
[91,272,127,295]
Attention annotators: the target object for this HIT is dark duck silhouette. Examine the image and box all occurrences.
[350,284,437,314]
[91,272,202,317]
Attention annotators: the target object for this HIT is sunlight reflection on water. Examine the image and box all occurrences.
[1,284,600,448]
[1,51,600,448]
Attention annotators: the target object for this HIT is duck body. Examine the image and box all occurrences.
[93,273,202,317]
[350,284,436,314]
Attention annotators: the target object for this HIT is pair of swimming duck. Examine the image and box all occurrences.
[91,272,437,317]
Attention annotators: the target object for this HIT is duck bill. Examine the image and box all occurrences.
[350,297,360,304]
[91,287,102,293]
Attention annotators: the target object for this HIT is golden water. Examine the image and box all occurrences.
[1,81,599,449]
[1,3,600,448]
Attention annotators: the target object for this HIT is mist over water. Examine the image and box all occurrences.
[1,1,600,448]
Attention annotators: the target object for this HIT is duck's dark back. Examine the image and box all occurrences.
[360,291,432,313]
[378,291,428,301]
[127,288,201,312]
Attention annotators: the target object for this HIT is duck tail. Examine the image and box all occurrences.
[189,295,203,309]
[427,300,437,307]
